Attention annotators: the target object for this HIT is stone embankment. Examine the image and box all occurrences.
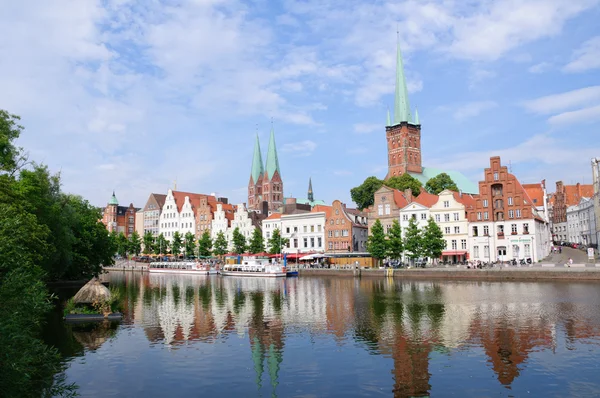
[298,266,600,280]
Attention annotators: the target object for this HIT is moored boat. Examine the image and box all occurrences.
[149,262,218,275]
[220,256,286,278]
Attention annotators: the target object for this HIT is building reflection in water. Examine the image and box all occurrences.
[108,272,600,397]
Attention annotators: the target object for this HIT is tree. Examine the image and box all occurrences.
[350,176,383,210]
[213,231,228,256]
[171,231,183,255]
[116,232,128,257]
[367,219,387,265]
[387,219,403,260]
[385,173,422,197]
[184,232,196,257]
[232,227,246,254]
[425,173,459,195]
[422,217,446,264]
[403,217,423,265]
[129,231,142,256]
[248,227,265,254]
[198,230,213,256]
[0,109,28,175]
[267,228,288,254]
[154,233,168,255]
[142,231,154,254]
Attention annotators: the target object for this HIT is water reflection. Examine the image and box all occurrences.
[57,273,600,397]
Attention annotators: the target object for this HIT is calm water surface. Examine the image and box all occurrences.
[48,272,600,397]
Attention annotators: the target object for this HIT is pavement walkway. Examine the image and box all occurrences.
[542,246,594,264]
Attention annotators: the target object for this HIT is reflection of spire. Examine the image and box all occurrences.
[251,336,265,390]
[268,343,283,395]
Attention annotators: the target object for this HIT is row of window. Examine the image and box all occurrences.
[472,243,531,258]
[328,230,349,237]
[444,226,461,234]
[477,209,522,220]
[449,239,467,250]
[472,223,529,236]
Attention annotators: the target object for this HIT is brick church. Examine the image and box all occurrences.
[247,126,284,213]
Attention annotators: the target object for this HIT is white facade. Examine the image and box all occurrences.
[469,218,551,263]
[230,204,257,244]
[399,202,430,231]
[280,212,326,254]
[593,158,600,246]
[554,222,568,243]
[211,203,230,242]
[178,196,197,238]
[262,216,282,250]
[567,198,596,246]
[159,190,181,241]
[430,190,469,259]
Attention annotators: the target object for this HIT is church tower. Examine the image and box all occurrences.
[385,36,422,179]
[248,125,284,213]
[307,177,314,202]
[248,134,264,211]
[262,125,284,212]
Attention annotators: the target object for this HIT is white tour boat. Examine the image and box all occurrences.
[220,257,286,278]
[149,262,218,275]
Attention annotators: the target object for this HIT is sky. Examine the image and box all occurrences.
[1,0,600,209]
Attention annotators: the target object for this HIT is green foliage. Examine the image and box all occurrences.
[213,231,228,256]
[232,227,246,254]
[267,228,286,254]
[422,217,446,263]
[0,203,77,397]
[367,219,387,261]
[129,231,142,256]
[0,109,25,174]
[387,219,403,260]
[171,231,183,255]
[425,173,458,195]
[116,232,128,257]
[198,230,213,256]
[403,217,423,263]
[350,176,383,210]
[385,173,422,197]
[142,231,154,254]
[184,232,196,257]
[154,233,168,255]
[248,227,265,254]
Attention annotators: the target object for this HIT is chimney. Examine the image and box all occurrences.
[541,179,546,189]
[404,188,413,203]
[261,200,268,215]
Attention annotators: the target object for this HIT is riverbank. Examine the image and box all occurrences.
[104,262,600,281]
[299,266,600,280]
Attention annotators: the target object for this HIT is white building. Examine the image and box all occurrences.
[593,158,600,246]
[262,213,282,250]
[230,204,258,244]
[211,203,232,242]
[429,190,475,264]
[398,191,438,262]
[567,197,596,246]
[280,210,327,254]
[158,189,214,241]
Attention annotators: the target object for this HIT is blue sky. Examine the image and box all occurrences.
[2,0,600,208]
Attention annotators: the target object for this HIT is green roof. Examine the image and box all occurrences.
[393,37,412,125]
[408,167,479,194]
[250,134,264,184]
[108,191,118,205]
[283,197,326,207]
[265,126,281,180]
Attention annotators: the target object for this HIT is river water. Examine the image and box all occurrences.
[48,272,600,397]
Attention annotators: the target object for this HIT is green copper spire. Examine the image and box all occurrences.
[250,134,264,184]
[108,190,118,205]
[393,34,412,125]
[265,124,281,180]
[414,107,420,125]
[386,108,391,127]
[308,178,314,202]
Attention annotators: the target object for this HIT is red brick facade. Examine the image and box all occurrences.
[467,157,535,229]
[325,200,368,252]
[386,122,422,178]
[102,203,138,237]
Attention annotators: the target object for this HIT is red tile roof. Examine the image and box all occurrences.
[265,213,282,220]
[522,183,545,206]
[311,205,333,218]
[453,191,476,210]
[564,184,594,206]
[413,190,439,208]
[392,189,409,208]
[172,191,211,213]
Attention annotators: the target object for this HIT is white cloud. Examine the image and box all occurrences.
[453,101,498,120]
[564,36,600,72]
[281,140,317,156]
[447,0,597,61]
[522,86,600,114]
[353,123,380,134]
[548,104,600,124]
[528,62,552,74]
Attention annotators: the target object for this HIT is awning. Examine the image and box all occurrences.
[442,250,468,256]
[300,255,314,261]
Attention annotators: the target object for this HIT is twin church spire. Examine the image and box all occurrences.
[387,34,420,127]
[248,124,283,213]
